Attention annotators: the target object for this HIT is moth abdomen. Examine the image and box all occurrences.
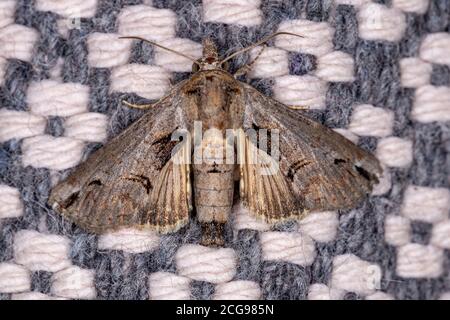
[193,162,234,246]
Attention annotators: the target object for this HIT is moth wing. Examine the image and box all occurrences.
[49,85,192,234]
[239,84,382,220]
[237,131,304,222]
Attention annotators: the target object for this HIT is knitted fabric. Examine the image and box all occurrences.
[0,0,449,300]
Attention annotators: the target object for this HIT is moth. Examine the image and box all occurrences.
[49,33,382,246]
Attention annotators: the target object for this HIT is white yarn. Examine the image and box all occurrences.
[51,266,96,299]
[212,280,261,300]
[334,0,371,6]
[21,135,85,170]
[348,104,394,138]
[260,231,316,266]
[98,228,160,254]
[49,57,65,80]
[431,220,450,249]
[232,201,270,232]
[412,85,450,123]
[118,5,176,41]
[56,19,71,39]
[384,215,411,247]
[175,244,236,284]
[64,112,108,143]
[87,33,132,68]
[27,80,90,117]
[365,291,394,300]
[333,128,359,144]
[307,283,345,300]
[371,164,391,196]
[14,230,72,272]
[298,211,339,243]
[375,137,413,168]
[315,51,355,82]
[0,24,39,61]
[420,33,450,66]
[0,262,30,294]
[357,3,406,42]
[203,0,262,27]
[11,292,63,300]
[248,47,289,79]
[396,244,443,278]
[56,17,85,39]
[399,57,432,88]
[0,0,15,29]
[0,109,46,143]
[439,292,450,300]
[110,64,170,100]
[273,75,327,109]
[0,185,23,219]
[276,19,334,57]
[330,254,381,296]
[392,0,430,14]
[154,38,202,73]
[35,0,97,18]
[401,185,450,224]
[148,272,191,300]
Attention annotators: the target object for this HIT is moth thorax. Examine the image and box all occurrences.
[196,128,228,165]
[202,38,219,63]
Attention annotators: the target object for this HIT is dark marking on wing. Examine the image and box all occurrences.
[152,134,179,169]
[240,82,382,215]
[124,174,153,194]
[355,165,376,182]
[63,191,79,208]
[334,159,346,165]
[250,122,273,154]
[48,80,193,234]
[88,180,102,186]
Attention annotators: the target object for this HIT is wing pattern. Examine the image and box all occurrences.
[238,84,382,221]
[49,85,192,233]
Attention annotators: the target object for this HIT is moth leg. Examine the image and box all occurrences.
[288,105,309,110]
[233,44,267,78]
[122,100,154,110]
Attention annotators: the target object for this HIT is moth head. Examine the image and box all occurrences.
[119,33,303,74]
[202,38,219,64]
[193,38,223,72]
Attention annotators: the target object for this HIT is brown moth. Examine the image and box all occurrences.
[49,33,382,246]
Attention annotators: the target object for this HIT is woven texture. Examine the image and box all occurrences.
[0,0,450,300]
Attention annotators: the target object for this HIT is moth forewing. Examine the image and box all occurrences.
[239,133,301,222]
[241,84,382,213]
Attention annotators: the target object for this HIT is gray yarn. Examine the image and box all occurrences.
[0,0,449,300]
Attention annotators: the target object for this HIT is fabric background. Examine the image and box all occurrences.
[0,0,449,300]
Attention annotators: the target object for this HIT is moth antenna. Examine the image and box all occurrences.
[219,32,304,66]
[119,36,201,66]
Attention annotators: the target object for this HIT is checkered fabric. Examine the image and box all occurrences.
[0,0,449,300]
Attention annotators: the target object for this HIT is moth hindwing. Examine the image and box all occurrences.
[49,37,381,246]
